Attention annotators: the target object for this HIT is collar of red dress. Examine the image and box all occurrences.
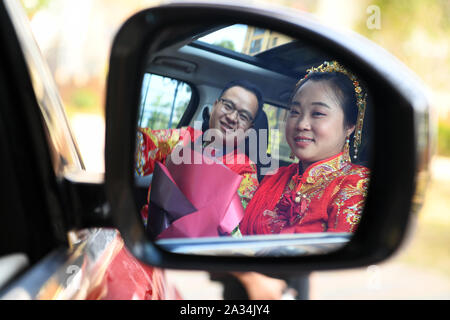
[293,152,350,184]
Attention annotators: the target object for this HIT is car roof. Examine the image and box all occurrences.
[144,24,332,108]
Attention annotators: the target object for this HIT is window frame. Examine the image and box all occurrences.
[138,72,199,130]
[262,102,296,167]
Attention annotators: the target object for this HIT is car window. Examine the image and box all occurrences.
[138,74,192,130]
[263,103,294,164]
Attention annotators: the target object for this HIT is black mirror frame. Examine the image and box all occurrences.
[104,2,432,274]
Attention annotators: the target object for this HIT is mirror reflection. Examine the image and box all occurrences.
[134,24,371,257]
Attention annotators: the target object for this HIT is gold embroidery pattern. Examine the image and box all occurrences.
[343,200,364,232]
[267,152,370,233]
[238,172,259,209]
[135,131,146,175]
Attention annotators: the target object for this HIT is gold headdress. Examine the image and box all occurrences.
[295,61,367,160]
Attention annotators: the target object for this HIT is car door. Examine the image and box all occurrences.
[0,0,178,300]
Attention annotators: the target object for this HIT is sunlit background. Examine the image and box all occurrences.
[20,0,450,299]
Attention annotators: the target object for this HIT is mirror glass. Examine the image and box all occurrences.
[134,23,372,257]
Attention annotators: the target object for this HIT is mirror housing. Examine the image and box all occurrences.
[104,2,432,274]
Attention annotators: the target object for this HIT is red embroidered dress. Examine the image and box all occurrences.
[135,127,259,228]
[239,152,370,235]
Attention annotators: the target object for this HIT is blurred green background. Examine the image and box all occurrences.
[21,0,449,297]
[21,0,450,154]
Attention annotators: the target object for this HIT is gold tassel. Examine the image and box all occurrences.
[343,136,351,162]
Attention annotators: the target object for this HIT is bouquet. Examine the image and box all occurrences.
[146,149,244,239]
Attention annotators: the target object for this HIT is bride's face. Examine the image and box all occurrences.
[286,80,355,169]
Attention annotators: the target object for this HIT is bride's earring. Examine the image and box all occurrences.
[343,136,351,161]
[289,151,296,160]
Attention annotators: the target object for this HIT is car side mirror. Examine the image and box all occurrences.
[103,2,432,274]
